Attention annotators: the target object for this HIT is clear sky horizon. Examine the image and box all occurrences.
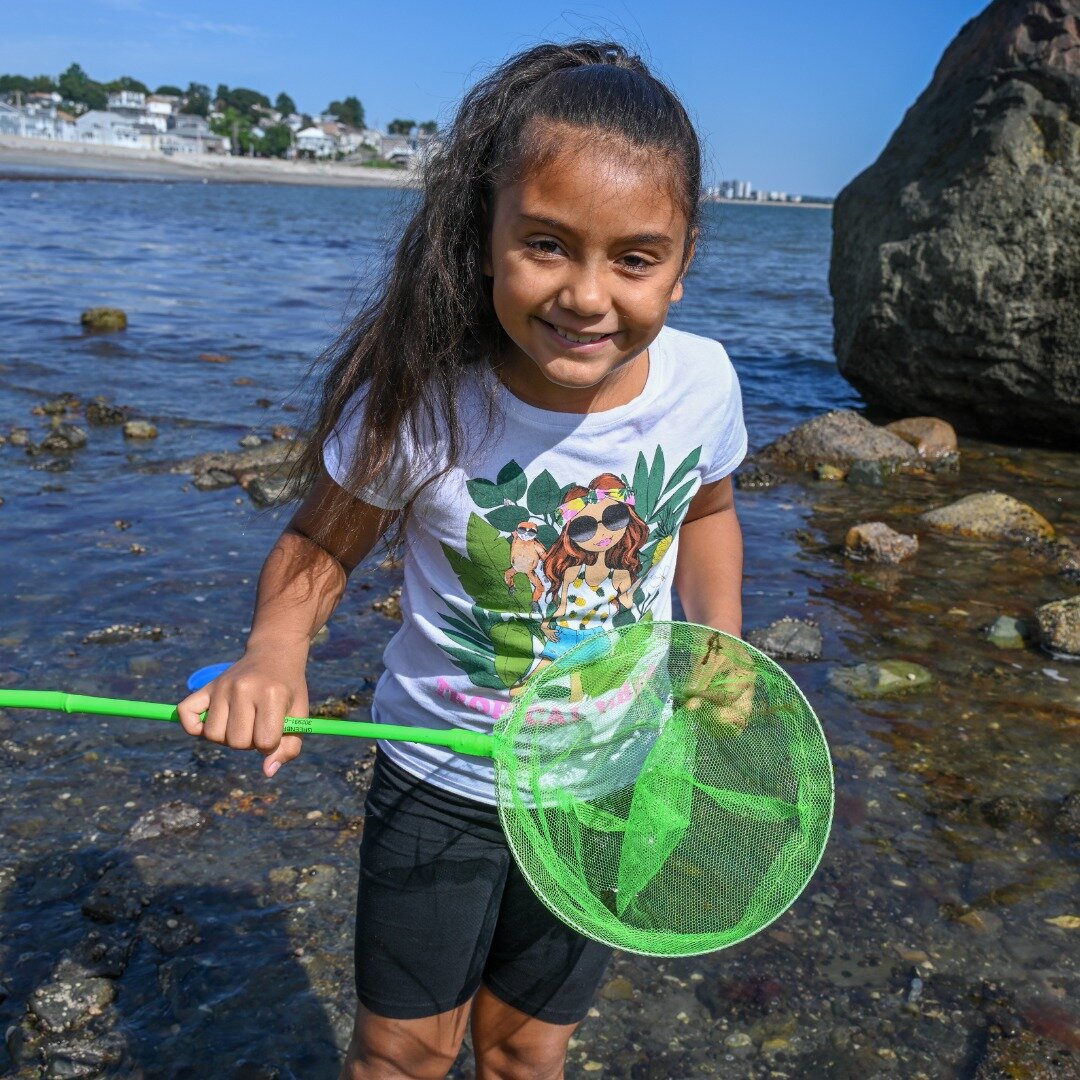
[3,0,990,196]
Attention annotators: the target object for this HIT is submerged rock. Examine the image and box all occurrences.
[844,521,919,564]
[29,958,115,1033]
[757,410,917,471]
[735,463,782,490]
[85,400,127,426]
[987,615,1027,648]
[80,307,127,332]
[828,660,934,698]
[1034,595,1080,657]
[919,491,1056,543]
[126,801,210,843]
[746,617,823,660]
[40,423,88,452]
[831,0,1080,447]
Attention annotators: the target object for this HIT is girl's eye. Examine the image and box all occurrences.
[528,239,562,256]
[621,254,654,272]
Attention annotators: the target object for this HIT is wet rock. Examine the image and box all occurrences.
[40,424,88,453]
[176,439,303,496]
[80,307,126,332]
[141,911,199,954]
[919,491,1056,543]
[746,617,823,660]
[84,400,126,426]
[986,615,1027,648]
[81,867,146,923]
[39,392,82,416]
[82,623,165,644]
[239,433,263,449]
[25,853,92,905]
[1054,790,1080,841]
[813,463,846,481]
[757,410,917,471]
[43,1031,127,1078]
[8,427,31,447]
[122,420,157,440]
[126,800,209,843]
[980,794,1040,829]
[29,958,115,1034]
[72,926,137,979]
[247,474,292,507]
[884,417,958,459]
[193,467,238,491]
[272,423,297,440]
[845,459,890,487]
[975,1029,1079,1079]
[372,588,403,621]
[1034,596,1080,657]
[828,660,934,698]
[199,352,231,363]
[734,463,781,490]
[600,976,636,1001]
[844,521,919,564]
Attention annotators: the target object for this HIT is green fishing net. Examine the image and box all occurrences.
[494,622,833,957]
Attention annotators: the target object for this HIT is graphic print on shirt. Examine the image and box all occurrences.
[435,446,702,694]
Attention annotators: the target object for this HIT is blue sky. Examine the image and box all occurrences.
[3,0,988,195]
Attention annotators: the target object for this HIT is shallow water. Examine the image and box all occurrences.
[0,180,1076,1078]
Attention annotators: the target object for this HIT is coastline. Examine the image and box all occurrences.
[0,135,416,188]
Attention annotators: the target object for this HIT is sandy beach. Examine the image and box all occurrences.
[0,135,416,188]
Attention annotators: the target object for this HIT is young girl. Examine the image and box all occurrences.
[178,41,746,1080]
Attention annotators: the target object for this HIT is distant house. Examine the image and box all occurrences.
[379,134,414,166]
[162,112,228,153]
[296,126,336,158]
[75,110,140,147]
[0,99,76,140]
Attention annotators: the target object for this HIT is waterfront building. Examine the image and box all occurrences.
[0,99,76,140]
[75,110,140,147]
[296,126,336,157]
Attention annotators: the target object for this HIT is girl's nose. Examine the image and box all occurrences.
[558,264,608,317]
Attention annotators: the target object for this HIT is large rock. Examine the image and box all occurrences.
[919,490,1056,542]
[830,0,1080,448]
[756,410,917,470]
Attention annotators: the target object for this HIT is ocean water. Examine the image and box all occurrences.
[4,179,1074,1077]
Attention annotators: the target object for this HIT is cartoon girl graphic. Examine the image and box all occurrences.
[509,473,650,695]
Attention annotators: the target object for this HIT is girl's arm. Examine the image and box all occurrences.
[177,468,393,777]
[673,476,743,637]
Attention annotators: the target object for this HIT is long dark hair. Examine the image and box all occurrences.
[291,41,702,539]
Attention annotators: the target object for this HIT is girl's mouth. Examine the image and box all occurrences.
[540,320,616,350]
[596,537,612,548]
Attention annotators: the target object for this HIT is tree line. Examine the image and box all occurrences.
[0,63,437,139]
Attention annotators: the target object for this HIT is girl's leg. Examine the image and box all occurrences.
[340,1000,472,1080]
[471,986,578,1080]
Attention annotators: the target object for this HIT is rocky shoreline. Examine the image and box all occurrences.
[2,360,1078,1077]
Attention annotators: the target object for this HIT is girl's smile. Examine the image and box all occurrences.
[487,124,691,412]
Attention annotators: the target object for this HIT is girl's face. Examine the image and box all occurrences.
[487,126,690,410]
[566,496,631,554]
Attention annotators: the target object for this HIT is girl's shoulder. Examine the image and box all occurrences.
[652,325,739,396]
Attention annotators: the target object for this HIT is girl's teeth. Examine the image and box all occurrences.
[552,325,608,344]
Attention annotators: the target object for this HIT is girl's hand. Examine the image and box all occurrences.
[541,620,560,643]
[176,643,307,778]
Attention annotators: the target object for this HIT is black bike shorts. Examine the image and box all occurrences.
[354,750,612,1023]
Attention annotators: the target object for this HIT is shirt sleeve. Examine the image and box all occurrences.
[701,344,748,483]
[322,387,418,510]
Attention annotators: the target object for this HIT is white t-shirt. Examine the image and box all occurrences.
[323,324,747,804]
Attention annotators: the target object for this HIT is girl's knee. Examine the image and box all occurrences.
[341,1003,468,1080]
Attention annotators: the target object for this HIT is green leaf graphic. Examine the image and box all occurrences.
[660,446,701,498]
[645,446,666,522]
[491,619,536,687]
[485,504,532,532]
[466,476,505,509]
[537,524,559,550]
[526,469,563,518]
[496,460,528,502]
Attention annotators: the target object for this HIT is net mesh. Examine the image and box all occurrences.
[493,622,833,957]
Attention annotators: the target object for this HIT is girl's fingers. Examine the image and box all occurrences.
[201,691,231,743]
[263,734,304,778]
[176,689,210,736]
[224,693,256,750]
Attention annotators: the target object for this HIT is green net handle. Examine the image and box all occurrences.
[0,689,496,758]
